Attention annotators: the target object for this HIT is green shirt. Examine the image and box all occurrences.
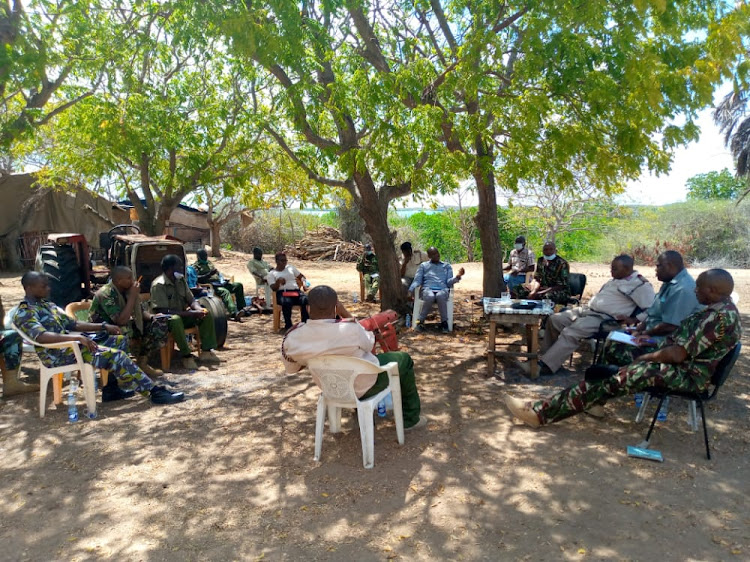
[356,252,379,275]
[192,259,220,283]
[90,281,144,336]
[150,274,194,312]
[247,258,271,283]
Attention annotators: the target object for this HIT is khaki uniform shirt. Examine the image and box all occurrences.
[150,274,194,312]
[588,271,655,320]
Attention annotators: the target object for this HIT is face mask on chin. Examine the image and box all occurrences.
[514,243,523,251]
[543,254,556,261]
[173,272,184,279]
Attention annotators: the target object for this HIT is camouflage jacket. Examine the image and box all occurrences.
[13,297,80,367]
[534,256,570,294]
[192,259,221,283]
[90,281,144,336]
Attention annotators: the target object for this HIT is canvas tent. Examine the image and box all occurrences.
[0,174,130,271]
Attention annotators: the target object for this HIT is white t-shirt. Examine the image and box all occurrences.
[267,265,301,289]
[282,319,379,397]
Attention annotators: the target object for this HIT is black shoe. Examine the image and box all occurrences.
[440,321,450,334]
[150,385,185,405]
[414,322,426,333]
[102,387,136,402]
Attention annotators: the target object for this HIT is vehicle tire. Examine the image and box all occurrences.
[35,244,82,308]
[198,295,228,349]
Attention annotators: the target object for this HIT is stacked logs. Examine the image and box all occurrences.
[284,226,364,262]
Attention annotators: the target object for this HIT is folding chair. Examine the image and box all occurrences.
[637,343,741,460]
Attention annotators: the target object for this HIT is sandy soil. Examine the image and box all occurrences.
[1,253,749,561]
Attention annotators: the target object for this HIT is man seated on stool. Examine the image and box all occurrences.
[399,242,425,294]
[89,265,168,378]
[409,247,464,333]
[13,272,183,404]
[151,254,220,370]
[356,244,380,303]
[525,255,655,376]
[1,295,38,396]
[602,250,702,367]
[504,269,741,427]
[503,235,535,293]
[268,252,310,334]
[192,249,249,322]
[281,285,426,430]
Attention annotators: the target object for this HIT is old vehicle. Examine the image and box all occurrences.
[35,225,228,347]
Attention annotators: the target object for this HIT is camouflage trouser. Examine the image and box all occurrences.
[215,282,245,315]
[513,285,570,306]
[364,273,380,299]
[132,316,169,357]
[531,360,708,425]
[1,329,22,371]
[601,338,658,367]
[46,334,154,396]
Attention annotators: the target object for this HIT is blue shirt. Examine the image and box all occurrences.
[646,268,703,330]
[409,260,460,293]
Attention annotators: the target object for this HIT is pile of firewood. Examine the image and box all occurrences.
[284,226,365,261]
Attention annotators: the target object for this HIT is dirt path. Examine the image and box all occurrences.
[1,253,748,561]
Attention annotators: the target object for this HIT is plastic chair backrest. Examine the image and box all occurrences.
[709,343,741,395]
[307,356,382,403]
[568,273,587,299]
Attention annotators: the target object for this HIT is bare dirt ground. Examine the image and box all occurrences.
[1,252,749,561]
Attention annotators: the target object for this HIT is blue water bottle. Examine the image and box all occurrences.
[67,377,79,423]
[377,400,386,417]
[405,314,412,328]
[656,397,669,421]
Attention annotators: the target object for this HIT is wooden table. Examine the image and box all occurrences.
[486,301,552,379]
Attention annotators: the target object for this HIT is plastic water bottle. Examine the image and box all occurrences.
[67,378,79,423]
[352,292,359,303]
[304,278,311,288]
[634,393,644,408]
[405,314,412,328]
[377,400,387,417]
[657,397,669,421]
[384,393,393,411]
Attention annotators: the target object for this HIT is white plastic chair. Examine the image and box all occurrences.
[12,323,97,419]
[306,356,404,469]
[413,287,454,331]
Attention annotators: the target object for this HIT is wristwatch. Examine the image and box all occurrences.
[101,322,107,332]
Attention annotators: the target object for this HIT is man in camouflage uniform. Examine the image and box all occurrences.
[151,254,219,370]
[602,251,702,366]
[525,255,655,376]
[12,272,184,404]
[356,245,380,302]
[505,269,741,427]
[513,241,570,305]
[192,249,247,321]
[1,295,39,396]
[89,266,168,377]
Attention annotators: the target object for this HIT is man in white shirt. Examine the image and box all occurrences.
[282,285,425,430]
[267,252,310,333]
[399,242,425,291]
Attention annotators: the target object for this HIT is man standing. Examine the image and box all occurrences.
[89,266,168,377]
[1,295,38,396]
[151,254,220,370]
[282,286,425,430]
[504,269,741,427]
[399,242,425,291]
[192,249,248,321]
[503,236,535,292]
[408,247,465,333]
[246,247,273,309]
[603,251,702,366]
[13,272,183,404]
[514,241,570,305]
[356,244,380,303]
[267,252,310,334]
[530,255,655,375]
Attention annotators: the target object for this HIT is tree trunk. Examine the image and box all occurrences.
[209,222,223,258]
[473,141,504,297]
[352,171,409,314]
[131,197,179,236]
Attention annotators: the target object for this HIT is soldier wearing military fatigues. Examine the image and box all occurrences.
[602,256,702,366]
[192,251,246,318]
[356,246,380,302]
[514,254,571,305]
[89,279,169,375]
[529,295,741,425]
[13,298,156,396]
[539,256,655,373]
[1,294,36,395]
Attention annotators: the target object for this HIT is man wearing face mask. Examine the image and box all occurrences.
[513,241,570,305]
[503,236,535,292]
[150,254,220,370]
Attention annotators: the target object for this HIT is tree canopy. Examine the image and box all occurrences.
[686,168,746,200]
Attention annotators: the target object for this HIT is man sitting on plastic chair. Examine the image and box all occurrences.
[1,295,38,397]
[281,285,426,430]
[503,269,741,428]
[408,247,464,333]
[13,272,184,405]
